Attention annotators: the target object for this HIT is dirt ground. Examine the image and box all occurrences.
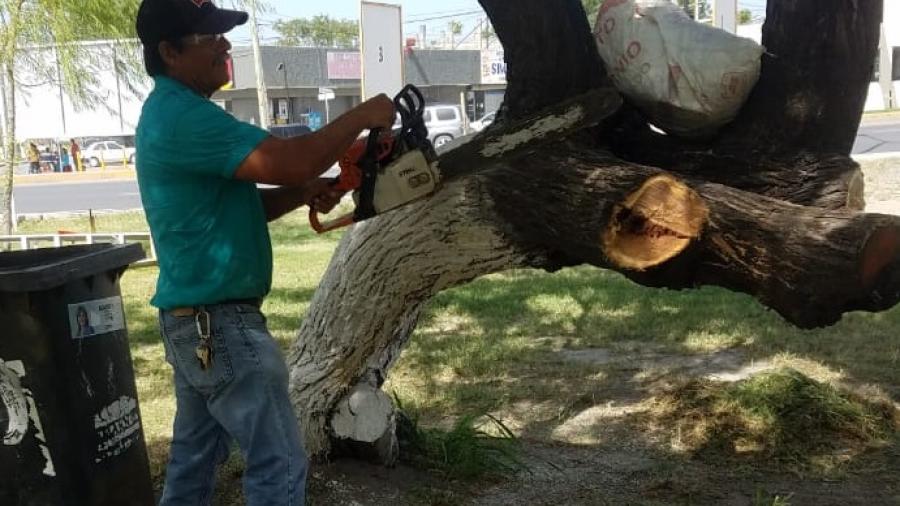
[858,154,900,216]
[306,347,900,506]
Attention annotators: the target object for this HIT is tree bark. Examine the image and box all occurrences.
[1,63,17,235]
[0,1,24,236]
[721,0,882,155]
[288,0,896,459]
[289,178,546,457]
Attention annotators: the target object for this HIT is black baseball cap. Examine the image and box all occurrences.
[136,0,248,47]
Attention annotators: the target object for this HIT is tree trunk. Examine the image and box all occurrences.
[289,178,547,457]
[289,0,895,459]
[1,63,17,236]
[0,0,24,236]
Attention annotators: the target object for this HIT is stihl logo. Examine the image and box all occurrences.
[189,0,210,7]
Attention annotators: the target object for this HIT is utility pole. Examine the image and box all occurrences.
[112,43,125,134]
[0,64,7,161]
[879,24,897,110]
[248,0,269,129]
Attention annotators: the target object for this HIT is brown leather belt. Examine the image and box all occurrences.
[169,298,262,317]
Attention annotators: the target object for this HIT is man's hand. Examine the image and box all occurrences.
[356,94,396,130]
[305,178,345,213]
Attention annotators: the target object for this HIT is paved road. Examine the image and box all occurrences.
[12,166,342,215]
[14,180,142,215]
[11,124,899,215]
[853,119,900,154]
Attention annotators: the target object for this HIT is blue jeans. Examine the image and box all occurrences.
[158,303,308,506]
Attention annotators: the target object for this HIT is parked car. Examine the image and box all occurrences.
[268,123,313,139]
[390,104,464,148]
[422,105,464,148]
[82,140,136,167]
[470,110,497,132]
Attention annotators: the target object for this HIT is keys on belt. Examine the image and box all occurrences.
[168,299,262,372]
[194,309,213,371]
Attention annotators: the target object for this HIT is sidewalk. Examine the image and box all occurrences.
[13,168,137,186]
[861,109,900,125]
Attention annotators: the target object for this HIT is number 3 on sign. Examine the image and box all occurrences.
[379,46,384,63]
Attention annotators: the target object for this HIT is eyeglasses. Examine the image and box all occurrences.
[183,33,225,46]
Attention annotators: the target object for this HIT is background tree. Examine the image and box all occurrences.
[448,19,463,48]
[739,8,754,24]
[287,0,898,462]
[0,0,140,235]
[273,15,358,48]
[582,0,711,26]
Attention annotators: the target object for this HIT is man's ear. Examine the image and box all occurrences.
[158,41,180,68]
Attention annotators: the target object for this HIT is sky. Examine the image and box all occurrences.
[226,0,769,47]
[228,0,488,47]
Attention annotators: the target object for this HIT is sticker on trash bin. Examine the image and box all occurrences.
[0,359,29,446]
[0,359,57,477]
[68,296,126,339]
[94,396,141,463]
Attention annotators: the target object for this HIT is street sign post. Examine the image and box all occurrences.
[360,2,404,100]
[318,88,335,124]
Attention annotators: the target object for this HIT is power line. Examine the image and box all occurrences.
[404,10,483,24]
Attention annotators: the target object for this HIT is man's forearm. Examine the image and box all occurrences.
[259,185,310,222]
[234,94,394,186]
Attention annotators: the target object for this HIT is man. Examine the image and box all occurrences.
[134,1,395,504]
[69,139,81,171]
[27,142,40,174]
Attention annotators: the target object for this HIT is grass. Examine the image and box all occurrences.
[649,369,898,472]
[15,210,900,500]
[395,393,526,480]
[753,489,793,506]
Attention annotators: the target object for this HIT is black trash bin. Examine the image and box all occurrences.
[0,243,153,506]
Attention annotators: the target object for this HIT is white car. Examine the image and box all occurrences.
[82,141,136,167]
[470,110,497,132]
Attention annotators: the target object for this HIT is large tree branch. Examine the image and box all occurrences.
[721,0,882,154]
[608,120,866,210]
[479,0,606,121]
[485,147,900,328]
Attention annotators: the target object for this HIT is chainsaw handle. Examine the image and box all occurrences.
[309,208,355,234]
[308,177,351,234]
[394,85,425,134]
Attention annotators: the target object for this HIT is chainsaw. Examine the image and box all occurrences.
[309,84,441,234]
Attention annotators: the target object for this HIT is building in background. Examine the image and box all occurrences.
[9,3,896,144]
[216,45,505,128]
[6,40,148,144]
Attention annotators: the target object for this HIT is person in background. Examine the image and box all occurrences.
[61,147,71,172]
[70,138,82,171]
[27,142,40,174]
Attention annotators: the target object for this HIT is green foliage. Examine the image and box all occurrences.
[395,394,526,480]
[448,20,463,36]
[753,489,793,506]
[582,0,710,28]
[1,0,141,108]
[273,15,358,48]
[0,0,142,233]
[739,8,754,25]
[582,0,602,27]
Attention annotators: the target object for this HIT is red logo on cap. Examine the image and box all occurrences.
[190,0,210,7]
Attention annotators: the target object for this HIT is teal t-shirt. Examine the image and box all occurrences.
[136,76,272,309]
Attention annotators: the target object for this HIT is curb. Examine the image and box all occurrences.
[14,170,137,186]
[853,151,900,161]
